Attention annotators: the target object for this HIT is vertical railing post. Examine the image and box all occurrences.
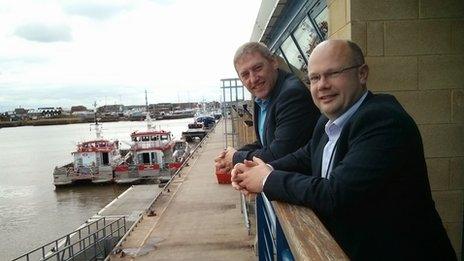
[93,233,97,259]
[276,218,294,261]
[257,193,294,261]
[55,241,60,261]
[257,193,274,261]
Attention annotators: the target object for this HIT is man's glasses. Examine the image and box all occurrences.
[308,64,363,85]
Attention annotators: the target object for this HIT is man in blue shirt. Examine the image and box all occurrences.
[214,42,319,173]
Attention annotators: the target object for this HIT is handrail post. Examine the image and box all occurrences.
[276,218,294,261]
[257,193,294,261]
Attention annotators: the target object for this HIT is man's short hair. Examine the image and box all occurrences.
[346,40,365,65]
[234,42,274,69]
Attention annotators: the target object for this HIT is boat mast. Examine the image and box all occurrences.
[145,89,154,130]
[92,101,102,139]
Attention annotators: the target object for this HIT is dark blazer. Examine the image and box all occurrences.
[232,69,320,165]
[265,92,456,260]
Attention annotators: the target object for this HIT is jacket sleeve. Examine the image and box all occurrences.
[263,107,420,220]
[233,141,262,164]
[269,141,312,174]
[243,84,318,163]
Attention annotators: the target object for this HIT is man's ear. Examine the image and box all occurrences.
[359,64,369,85]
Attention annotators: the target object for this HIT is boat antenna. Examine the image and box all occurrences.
[145,89,154,129]
[91,101,102,139]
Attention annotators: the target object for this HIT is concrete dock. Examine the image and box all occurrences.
[109,120,255,260]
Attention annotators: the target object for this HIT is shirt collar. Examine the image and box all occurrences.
[255,97,270,108]
[325,91,368,139]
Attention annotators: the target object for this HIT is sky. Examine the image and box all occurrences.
[0,0,260,112]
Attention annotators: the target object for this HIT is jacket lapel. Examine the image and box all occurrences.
[253,103,261,145]
[261,69,286,147]
[323,91,374,172]
[311,116,329,177]
[314,134,328,177]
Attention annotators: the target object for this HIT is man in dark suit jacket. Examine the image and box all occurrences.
[232,40,456,260]
[215,42,319,173]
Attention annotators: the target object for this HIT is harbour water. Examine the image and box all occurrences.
[0,118,193,259]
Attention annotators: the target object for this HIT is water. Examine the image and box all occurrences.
[0,118,193,259]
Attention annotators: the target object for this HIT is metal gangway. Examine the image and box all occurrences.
[12,217,127,261]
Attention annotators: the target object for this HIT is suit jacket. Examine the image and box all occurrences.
[265,92,456,260]
[233,69,320,165]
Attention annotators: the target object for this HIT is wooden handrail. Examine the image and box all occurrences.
[273,201,349,261]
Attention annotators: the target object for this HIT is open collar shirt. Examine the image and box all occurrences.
[255,97,270,145]
[321,91,368,179]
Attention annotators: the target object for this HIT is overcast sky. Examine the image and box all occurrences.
[0,0,260,112]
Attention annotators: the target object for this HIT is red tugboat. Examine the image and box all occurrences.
[53,115,122,187]
[114,94,190,184]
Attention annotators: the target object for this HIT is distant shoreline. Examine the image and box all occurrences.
[0,117,124,128]
[0,115,198,128]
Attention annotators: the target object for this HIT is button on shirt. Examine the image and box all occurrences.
[321,91,368,179]
[255,98,269,144]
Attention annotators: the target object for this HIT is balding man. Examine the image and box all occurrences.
[232,40,456,260]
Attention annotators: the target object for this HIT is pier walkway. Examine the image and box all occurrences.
[95,184,162,221]
[110,120,254,260]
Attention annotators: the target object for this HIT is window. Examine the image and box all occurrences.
[293,16,321,72]
[314,7,328,39]
[150,152,156,163]
[268,0,328,84]
[280,37,306,72]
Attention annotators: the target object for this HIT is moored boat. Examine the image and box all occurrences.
[115,97,190,184]
[53,112,122,187]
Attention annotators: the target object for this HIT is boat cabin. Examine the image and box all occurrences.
[130,130,174,152]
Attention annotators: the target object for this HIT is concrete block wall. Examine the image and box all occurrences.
[328,0,464,257]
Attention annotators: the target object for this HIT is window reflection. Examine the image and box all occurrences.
[315,7,328,39]
[293,16,321,74]
[275,49,283,59]
[275,48,292,73]
[281,37,306,73]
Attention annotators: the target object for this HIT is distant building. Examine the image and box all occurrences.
[97,104,124,114]
[72,110,95,120]
[27,109,42,120]
[71,105,88,113]
[38,107,62,118]
[0,112,9,121]
[11,108,29,121]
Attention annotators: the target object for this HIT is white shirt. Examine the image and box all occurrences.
[321,91,368,179]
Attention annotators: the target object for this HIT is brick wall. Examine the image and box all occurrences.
[328,0,464,257]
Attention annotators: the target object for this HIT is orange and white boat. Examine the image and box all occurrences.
[114,114,190,184]
[53,119,122,187]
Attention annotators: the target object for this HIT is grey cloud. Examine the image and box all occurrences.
[63,2,132,20]
[14,23,72,43]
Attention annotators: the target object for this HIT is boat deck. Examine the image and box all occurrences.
[109,120,255,260]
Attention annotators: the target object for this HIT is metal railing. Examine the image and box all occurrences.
[256,194,349,260]
[12,217,126,261]
[256,193,294,261]
[240,193,251,235]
